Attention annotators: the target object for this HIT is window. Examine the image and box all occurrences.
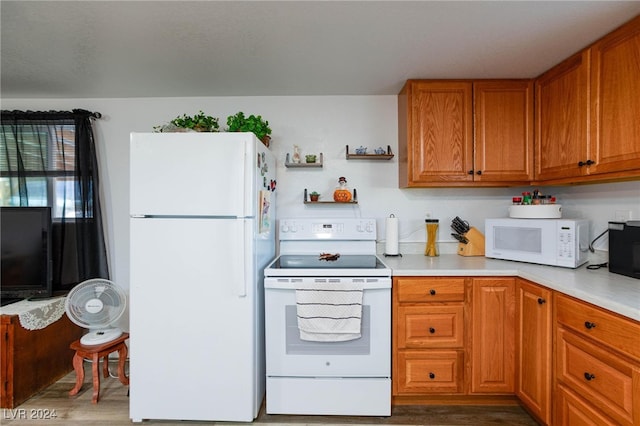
[0,121,88,218]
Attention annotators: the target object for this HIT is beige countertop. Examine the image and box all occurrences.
[380,253,640,322]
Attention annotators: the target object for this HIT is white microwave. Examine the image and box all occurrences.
[485,218,590,268]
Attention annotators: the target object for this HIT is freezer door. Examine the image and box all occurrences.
[130,132,258,217]
[129,217,261,421]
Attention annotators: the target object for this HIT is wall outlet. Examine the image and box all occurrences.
[615,210,632,222]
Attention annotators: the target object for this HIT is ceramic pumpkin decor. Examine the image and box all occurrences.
[333,177,352,202]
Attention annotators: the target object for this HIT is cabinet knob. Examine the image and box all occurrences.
[584,372,595,381]
[584,321,597,330]
[429,372,435,380]
[476,170,482,175]
[429,327,436,334]
[537,298,546,305]
[429,289,436,296]
[578,161,586,167]
[468,170,474,175]
[586,159,595,166]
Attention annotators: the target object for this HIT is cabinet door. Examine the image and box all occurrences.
[589,15,640,176]
[535,50,590,180]
[474,80,534,182]
[471,278,516,394]
[399,81,473,186]
[516,279,551,425]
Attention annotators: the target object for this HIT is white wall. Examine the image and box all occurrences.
[4,96,639,330]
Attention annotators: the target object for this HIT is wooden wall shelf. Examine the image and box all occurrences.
[303,188,358,204]
[346,145,394,160]
[285,153,323,168]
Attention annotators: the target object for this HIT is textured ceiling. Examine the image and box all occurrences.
[2,1,640,98]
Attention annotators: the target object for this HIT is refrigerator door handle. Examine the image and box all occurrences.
[236,220,252,298]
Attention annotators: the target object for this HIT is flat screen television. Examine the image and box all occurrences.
[1,206,53,305]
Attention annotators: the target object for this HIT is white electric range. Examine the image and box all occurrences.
[263,218,391,416]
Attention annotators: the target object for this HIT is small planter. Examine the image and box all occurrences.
[309,193,320,202]
[305,155,317,163]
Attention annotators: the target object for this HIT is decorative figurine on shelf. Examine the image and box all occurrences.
[292,145,301,163]
[374,147,386,155]
[355,146,367,155]
[305,154,317,163]
[333,176,352,202]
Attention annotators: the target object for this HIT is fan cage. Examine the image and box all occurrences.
[65,279,126,329]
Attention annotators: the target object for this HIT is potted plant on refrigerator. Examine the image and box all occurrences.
[226,112,272,147]
[154,111,220,132]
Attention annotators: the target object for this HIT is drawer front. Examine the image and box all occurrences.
[397,305,464,348]
[396,350,464,394]
[557,328,639,426]
[556,384,618,426]
[396,278,465,303]
[556,294,640,361]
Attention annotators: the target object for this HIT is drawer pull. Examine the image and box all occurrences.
[429,289,436,296]
[429,372,435,379]
[537,298,546,305]
[584,372,595,381]
[584,321,597,330]
[429,327,436,334]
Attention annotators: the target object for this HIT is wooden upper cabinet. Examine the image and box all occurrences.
[535,50,590,181]
[589,15,640,176]
[535,15,640,184]
[474,80,534,182]
[399,80,474,186]
[398,80,533,187]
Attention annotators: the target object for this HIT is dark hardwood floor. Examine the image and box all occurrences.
[2,360,538,425]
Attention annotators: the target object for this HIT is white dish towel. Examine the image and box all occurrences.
[295,281,364,342]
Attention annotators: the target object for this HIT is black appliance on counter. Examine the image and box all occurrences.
[608,221,640,279]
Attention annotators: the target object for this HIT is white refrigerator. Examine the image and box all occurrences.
[129,132,276,422]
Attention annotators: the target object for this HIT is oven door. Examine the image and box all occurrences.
[265,277,391,378]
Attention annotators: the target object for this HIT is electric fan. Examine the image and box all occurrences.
[65,278,127,345]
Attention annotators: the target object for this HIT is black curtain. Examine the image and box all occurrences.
[0,109,109,291]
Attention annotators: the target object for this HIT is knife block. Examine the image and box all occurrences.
[457,227,485,257]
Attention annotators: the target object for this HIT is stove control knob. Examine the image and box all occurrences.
[281,224,289,233]
[366,223,373,232]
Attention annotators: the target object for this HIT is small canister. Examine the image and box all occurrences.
[425,219,439,257]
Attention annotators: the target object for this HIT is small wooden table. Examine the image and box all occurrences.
[69,332,129,403]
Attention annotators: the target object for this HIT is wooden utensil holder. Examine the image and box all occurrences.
[457,227,485,256]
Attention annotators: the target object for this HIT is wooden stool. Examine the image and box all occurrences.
[69,332,129,403]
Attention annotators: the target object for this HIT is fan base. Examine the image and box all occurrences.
[80,328,124,346]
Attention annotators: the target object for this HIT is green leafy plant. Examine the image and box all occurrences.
[226,112,272,142]
[310,191,320,196]
[154,111,220,132]
[305,154,317,163]
[171,111,220,132]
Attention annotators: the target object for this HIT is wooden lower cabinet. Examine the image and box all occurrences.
[516,279,552,424]
[393,276,517,404]
[396,350,464,394]
[470,278,516,394]
[393,277,468,400]
[392,276,640,426]
[556,384,619,426]
[553,294,640,426]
